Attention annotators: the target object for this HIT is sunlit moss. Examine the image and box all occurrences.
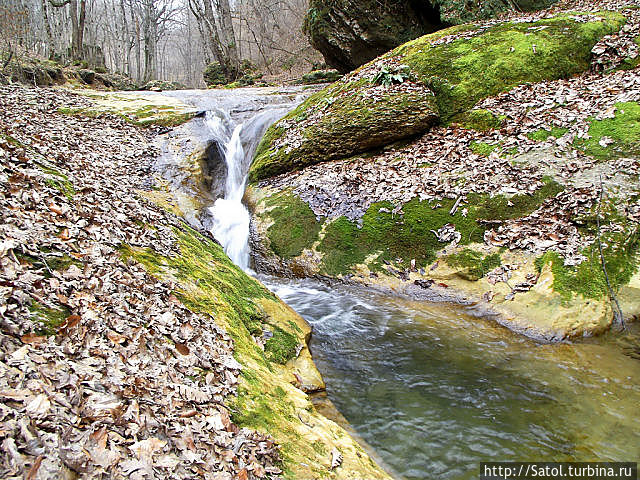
[315,180,562,275]
[29,301,70,335]
[535,229,639,300]
[527,126,569,141]
[573,102,640,160]
[449,109,506,132]
[264,192,324,259]
[446,249,502,280]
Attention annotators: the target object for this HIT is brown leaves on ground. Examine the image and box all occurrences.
[261,0,640,268]
[0,86,281,479]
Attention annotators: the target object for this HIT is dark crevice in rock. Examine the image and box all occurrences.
[203,140,227,199]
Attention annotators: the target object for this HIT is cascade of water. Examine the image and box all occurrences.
[204,107,290,271]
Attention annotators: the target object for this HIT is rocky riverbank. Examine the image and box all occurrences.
[249,0,640,341]
[0,85,390,479]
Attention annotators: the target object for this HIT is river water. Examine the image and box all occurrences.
[153,88,640,479]
[263,276,640,479]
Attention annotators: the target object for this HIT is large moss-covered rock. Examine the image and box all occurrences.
[250,11,626,182]
[303,0,559,73]
[250,80,439,181]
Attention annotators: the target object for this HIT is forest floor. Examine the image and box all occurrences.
[261,0,640,273]
[0,86,282,479]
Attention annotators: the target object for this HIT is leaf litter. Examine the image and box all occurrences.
[0,85,282,479]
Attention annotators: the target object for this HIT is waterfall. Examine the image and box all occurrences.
[204,107,290,271]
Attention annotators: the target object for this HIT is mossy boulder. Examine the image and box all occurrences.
[303,0,559,73]
[60,90,198,127]
[7,57,66,86]
[251,11,626,182]
[250,80,439,181]
[300,69,343,85]
[141,79,187,91]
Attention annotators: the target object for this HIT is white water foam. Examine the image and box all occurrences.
[204,107,290,271]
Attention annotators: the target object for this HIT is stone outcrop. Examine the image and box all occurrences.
[248,5,640,341]
[250,11,625,182]
[303,0,559,73]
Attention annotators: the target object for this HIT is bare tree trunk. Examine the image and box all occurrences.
[41,0,56,59]
[216,0,238,75]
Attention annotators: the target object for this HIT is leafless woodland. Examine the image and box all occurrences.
[1,0,321,86]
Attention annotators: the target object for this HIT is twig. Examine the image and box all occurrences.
[449,195,462,216]
[596,174,625,330]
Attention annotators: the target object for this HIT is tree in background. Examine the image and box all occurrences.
[0,0,320,87]
[188,0,239,81]
[48,0,87,62]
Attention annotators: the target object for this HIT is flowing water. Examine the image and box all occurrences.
[153,88,640,479]
[148,87,311,268]
[263,276,640,479]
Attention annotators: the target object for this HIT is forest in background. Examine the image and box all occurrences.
[0,0,322,87]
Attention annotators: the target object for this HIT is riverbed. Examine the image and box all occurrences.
[262,276,640,480]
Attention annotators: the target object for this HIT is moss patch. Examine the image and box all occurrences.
[471,177,563,221]
[39,165,75,200]
[396,12,626,120]
[316,180,562,275]
[119,226,286,369]
[573,102,640,160]
[29,301,70,335]
[535,213,639,301]
[527,126,569,141]
[470,141,499,156]
[264,326,299,364]
[446,249,502,280]
[265,192,324,259]
[450,109,506,131]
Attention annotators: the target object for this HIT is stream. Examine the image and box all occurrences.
[152,88,640,479]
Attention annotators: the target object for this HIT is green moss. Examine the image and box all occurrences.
[40,164,75,199]
[312,440,327,456]
[450,109,506,131]
[229,385,300,478]
[318,197,485,275]
[536,230,639,301]
[16,249,82,278]
[471,177,563,221]
[57,105,196,128]
[446,249,502,280]
[317,180,562,275]
[119,226,281,369]
[535,195,640,301]
[470,141,499,156]
[616,36,640,71]
[396,12,626,120]
[29,301,70,335]
[527,126,569,141]
[264,326,299,364]
[265,192,324,259]
[573,102,640,160]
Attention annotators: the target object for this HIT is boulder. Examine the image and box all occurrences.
[250,11,626,182]
[304,0,559,73]
[77,68,96,84]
